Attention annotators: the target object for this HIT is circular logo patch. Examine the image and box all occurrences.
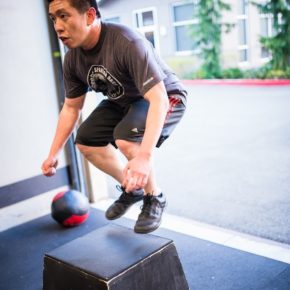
[87,65,124,100]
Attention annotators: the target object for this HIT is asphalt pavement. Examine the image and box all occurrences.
[155,83,290,245]
[108,83,290,245]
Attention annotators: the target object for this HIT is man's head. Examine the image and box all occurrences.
[48,0,101,18]
[48,0,101,49]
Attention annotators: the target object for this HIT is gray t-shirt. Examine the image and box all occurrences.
[63,22,186,107]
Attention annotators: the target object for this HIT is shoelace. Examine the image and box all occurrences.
[116,184,124,192]
[115,185,133,204]
[140,195,155,216]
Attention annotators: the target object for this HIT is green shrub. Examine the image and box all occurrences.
[166,57,290,79]
[265,70,287,79]
[221,68,244,79]
[165,56,199,79]
[285,67,290,78]
[243,66,270,79]
[191,68,222,79]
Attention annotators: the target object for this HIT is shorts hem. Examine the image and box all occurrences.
[75,139,116,148]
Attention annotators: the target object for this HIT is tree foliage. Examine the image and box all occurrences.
[191,0,233,78]
[254,0,290,70]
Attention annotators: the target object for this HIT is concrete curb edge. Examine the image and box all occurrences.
[182,79,290,86]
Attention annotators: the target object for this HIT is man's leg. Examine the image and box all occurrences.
[116,139,167,234]
[108,96,186,233]
[115,140,160,195]
[76,143,124,184]
[76,142,144,220]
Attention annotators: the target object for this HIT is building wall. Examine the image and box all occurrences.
[99,0,269,71]
[0,1,68,203]
[223,0,268,69]
[100,0,178,57]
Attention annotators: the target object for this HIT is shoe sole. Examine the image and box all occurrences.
[105,197,144,220]
[105,208,130,220]
[134,201,167,234]
[134,220,162,234]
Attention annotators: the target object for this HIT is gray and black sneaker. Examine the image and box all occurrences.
[105,186,143,220]
[134,193,167,234]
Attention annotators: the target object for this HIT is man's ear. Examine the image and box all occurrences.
[86,7,96,25]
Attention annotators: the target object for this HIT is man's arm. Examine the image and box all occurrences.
[41,95,85,176]
[122,81,169,191]
[140,81,169,157]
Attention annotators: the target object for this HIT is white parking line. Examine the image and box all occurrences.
[1,193,289,265]
[92,199,290,265]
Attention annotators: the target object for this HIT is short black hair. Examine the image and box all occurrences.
[47,0,101,18]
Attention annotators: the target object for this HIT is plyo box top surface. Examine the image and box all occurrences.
[45,224,173,280]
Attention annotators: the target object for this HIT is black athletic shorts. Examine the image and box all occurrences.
[75,94,186,148]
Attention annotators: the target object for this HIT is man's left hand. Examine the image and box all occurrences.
[122,154,151,192]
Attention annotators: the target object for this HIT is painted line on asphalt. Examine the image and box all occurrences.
[1,192,289,265]
[92,199,290,265]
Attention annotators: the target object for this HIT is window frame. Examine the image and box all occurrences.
[237,0,249,65]
[132,7,160,52]
[259,13,273,61]
[172,0,199,55]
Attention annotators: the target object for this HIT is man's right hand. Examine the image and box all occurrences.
[41,157,58,177]
[41,96,85,177]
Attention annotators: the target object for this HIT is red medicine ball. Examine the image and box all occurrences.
[51,190,90,227]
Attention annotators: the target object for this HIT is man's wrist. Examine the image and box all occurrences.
[138,150,153,160]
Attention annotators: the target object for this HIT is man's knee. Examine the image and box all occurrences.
[115,139,139,159]
[76,143,116,159]
[76,143,93,157]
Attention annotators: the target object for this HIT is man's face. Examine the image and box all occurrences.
[48,0,89,48]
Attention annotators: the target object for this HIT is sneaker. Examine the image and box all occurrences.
[105,186,143,220]
[134,193,167,234]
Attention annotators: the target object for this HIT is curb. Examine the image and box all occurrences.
[182,79,290,86]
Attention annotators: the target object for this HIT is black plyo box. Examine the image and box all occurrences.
[43,224,188,290]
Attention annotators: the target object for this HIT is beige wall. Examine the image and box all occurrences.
[222,0,268,69]
[221,1,239,68]
[100,0,269,70]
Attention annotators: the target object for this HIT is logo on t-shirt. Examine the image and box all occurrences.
[87,65,124,99]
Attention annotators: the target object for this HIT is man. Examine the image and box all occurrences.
[42,0,187,234]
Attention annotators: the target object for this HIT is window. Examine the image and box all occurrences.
[105,16,121,23]
[237,0,249,63]
[260,14,273,59]
[139,11,154,26]
[133,8,158,49]
[238,0,247,15]
[172,1,198,53]
[238,19,247,46]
